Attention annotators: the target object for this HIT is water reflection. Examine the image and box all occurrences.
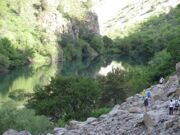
[0,64,58,105]
[0,54,138,106]
[98,61,125,76]
[61,54,135,77]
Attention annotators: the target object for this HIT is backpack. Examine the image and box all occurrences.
[147,91,151,98]
[175,100,179,107]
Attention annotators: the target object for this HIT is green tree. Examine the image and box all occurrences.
[0,103,51,135]
[27,76,101,121]
[90,35,104,53]
[167,38,180,62]
[97,68,128,107]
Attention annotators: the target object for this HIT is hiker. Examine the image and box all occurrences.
[159,77,164,84]
[169,99,174,115]
[174,99,179,110]
[144,97,149,112]
[141,89,146,99]
[146,88,152,98]
[146,88,152,107]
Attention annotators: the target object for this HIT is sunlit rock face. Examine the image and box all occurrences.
[91,0,180,36]
[44,0,59,8]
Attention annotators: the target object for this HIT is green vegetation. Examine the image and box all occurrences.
[0,102,52,134]
[0,0,59,70]
[104,5,180,90]
[60,33,106,61]
[27,76,101,122]
[97,68,129,106]
[58,0,92,20]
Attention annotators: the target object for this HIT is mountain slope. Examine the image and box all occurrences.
[92,0,180,37]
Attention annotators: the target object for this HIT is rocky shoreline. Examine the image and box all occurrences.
[3,63,180,135]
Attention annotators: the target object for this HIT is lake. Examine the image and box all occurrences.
[0,55,138,106]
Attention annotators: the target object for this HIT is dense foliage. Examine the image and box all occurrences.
[27,76,101,121]
[60,33,105,61]
[0,102,52,134]
[97,68,129,106]
[0,0,59,69]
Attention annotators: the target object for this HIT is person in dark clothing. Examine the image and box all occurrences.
[144,97,149,112]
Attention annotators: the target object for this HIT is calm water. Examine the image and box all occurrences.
[0,55,137,106]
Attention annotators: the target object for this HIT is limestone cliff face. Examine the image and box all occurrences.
[37,0,100,40]
[91,0,180,36]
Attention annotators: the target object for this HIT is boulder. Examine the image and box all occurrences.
[86,117,96,124]
[18,131,31,135]
[143,113,154,134]
[176,62,180,84]
[68,120,86,129]
[176,88,180,96]
[164,120,174,129]
[128,107,142,113]
[3,129,19,135]
[54,128,67,135]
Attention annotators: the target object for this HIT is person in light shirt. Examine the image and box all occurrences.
[169,99,174,115]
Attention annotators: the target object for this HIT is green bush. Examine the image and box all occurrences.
[27,76,101,121]
[90,35,104,53]
[97,68,128,107]
[91,107,111,118]
[0,105,52,134]
[167,38,180,62]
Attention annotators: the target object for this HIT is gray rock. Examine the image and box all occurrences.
[18,131,31,135]
[176,62,180,84]
[54,127,67,135]
[3,129,19,135]
[143,113,154,134]
[128,107,142,113]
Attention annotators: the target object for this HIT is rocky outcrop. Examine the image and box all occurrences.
[49,63,180,135]
[176,62,180,85]
[3,129,31,135]
[92,0,180,35]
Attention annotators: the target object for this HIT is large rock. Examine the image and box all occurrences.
[3,129,31,135]
[176,62,180,85]
[3,129,19,135]
[128,107,142,113]
[54,128,67,135]
[143,113,154,134]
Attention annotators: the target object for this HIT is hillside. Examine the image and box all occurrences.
[92,0,180,37]
[3,62,180,135]
[0,0,100,69]
[49,63,180,135]
[0,0,180,135]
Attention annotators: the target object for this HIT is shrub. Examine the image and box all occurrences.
[167,38,180,62]
[0,104,52,134]
[90,35,104,53]
[91,107,111,118]
[27,76,101,121]
[97,68,128,106]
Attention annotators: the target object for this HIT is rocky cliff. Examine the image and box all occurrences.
[91,0,180,36]
[4,63,180,135]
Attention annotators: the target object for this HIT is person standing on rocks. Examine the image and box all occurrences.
[144,97,149,112]
[159,77,164,84]
[146,88,152,107]
[169,99,174,115]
